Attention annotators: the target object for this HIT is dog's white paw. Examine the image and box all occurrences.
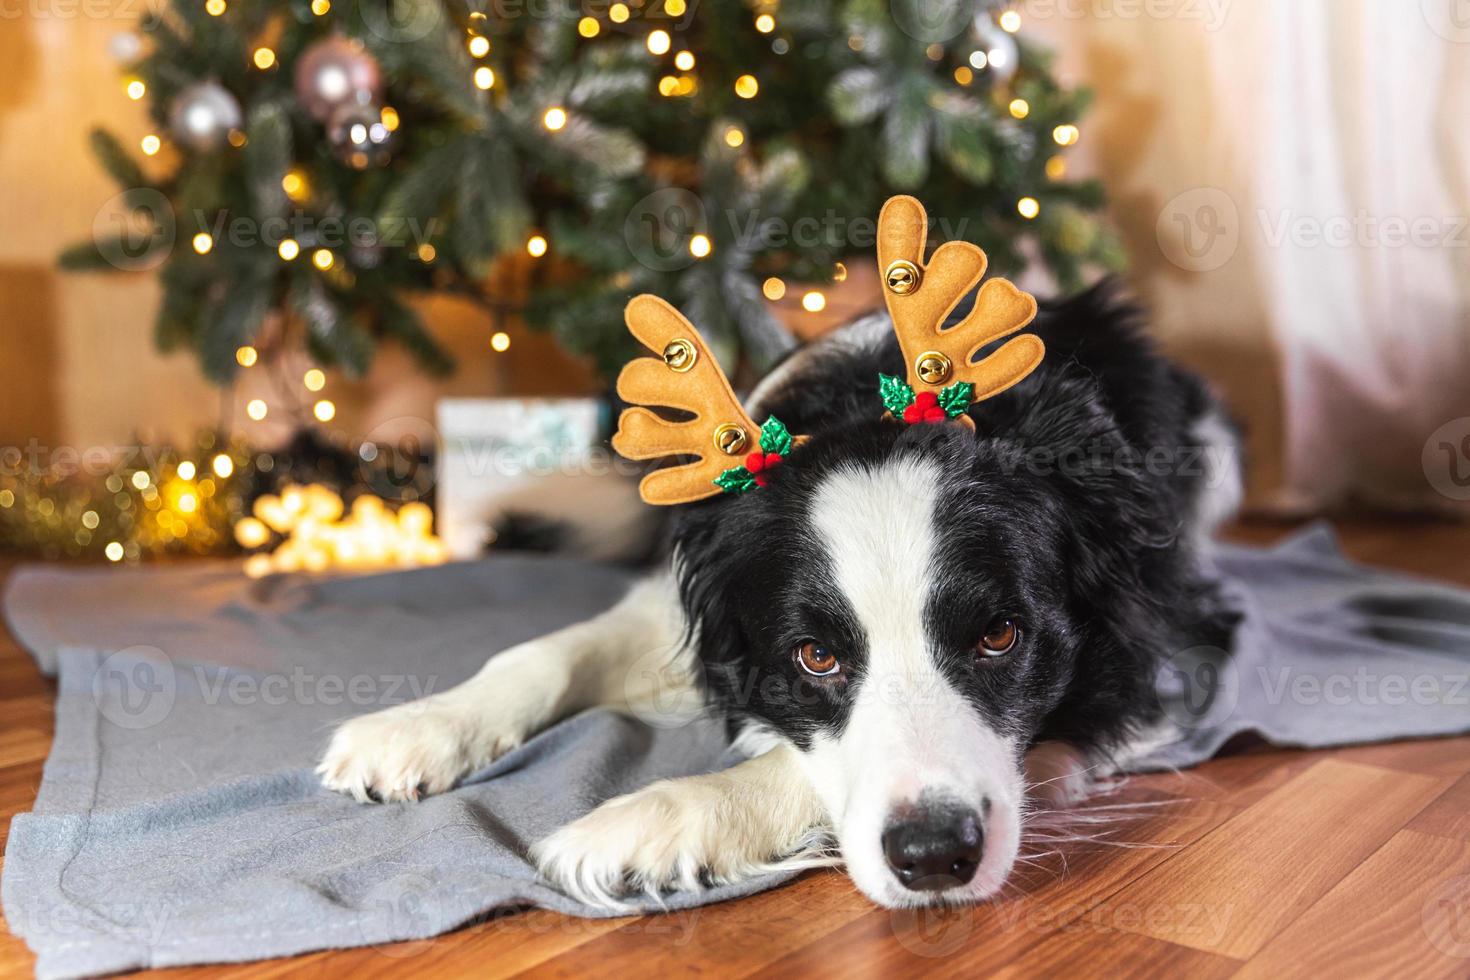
[317,697,522,803]
[533,773,831,910]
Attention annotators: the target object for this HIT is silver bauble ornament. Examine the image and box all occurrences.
[109,31,143,63]
[350,240,385,269]
[972,17,1019,81]
[327,102,395,168]
[294,36,383,122]
[169,81,243,152]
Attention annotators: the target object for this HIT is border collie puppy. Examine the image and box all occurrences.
[319,220,1241,910]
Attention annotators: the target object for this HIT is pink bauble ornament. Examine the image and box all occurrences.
[294,36,382,122]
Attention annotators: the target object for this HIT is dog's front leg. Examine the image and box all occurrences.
[533,743,831,908]
[318,574,697,803]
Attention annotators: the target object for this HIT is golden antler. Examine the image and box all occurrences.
[876,196,1044,426]
[612,295,797,506]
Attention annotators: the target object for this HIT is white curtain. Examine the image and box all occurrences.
[1040,0,1470,511]
[1250,1,1470,509]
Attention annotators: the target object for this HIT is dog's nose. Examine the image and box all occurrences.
[881,805,984,890]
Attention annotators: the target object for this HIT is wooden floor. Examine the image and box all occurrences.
[3,520,1470,977]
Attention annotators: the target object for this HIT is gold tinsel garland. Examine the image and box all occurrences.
[0,433,258,562]
[0,431,443,567]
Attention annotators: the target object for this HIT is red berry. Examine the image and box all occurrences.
[914,391,940,410]
[766,453,783,468]
[903,404,922,424]
[745,452,767,473]
[754,472,769,488]
[923,407,947,423]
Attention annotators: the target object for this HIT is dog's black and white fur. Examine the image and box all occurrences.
[318,282,1243,909]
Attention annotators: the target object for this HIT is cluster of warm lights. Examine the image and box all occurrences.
[281,169,308,200]
[658,75,698,97]
[913,12,1070,223]
[92,451,240,561]
[236,485,449,577]
[759,270,846,314]
[966,8,1023,78]
[231,352,336,423]
[128,3,1056,390]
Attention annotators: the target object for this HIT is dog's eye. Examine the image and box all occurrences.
[977,616,1021,658]
[794,641,841,677]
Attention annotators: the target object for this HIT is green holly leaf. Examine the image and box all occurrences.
[878,374,915,416]
[714,467,758,495]
[760,416,794,456]
[938,381,975,418]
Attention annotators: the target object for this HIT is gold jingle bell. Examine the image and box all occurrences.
[662,338,697,373]
[713,423,749,456]
[915,350,953,386]
[884,259,921,295]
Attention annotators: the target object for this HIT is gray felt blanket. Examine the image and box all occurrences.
[3,524,1469,978]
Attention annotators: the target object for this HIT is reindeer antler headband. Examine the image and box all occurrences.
[612,195,1045,506]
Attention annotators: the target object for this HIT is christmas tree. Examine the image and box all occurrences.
[65,0,1121,383]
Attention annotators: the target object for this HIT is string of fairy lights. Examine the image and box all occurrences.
[119,2,1081,368]
[39,1,1086,566]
